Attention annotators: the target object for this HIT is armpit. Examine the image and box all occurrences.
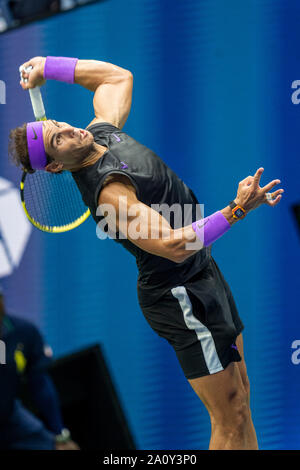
[102,173,136,191]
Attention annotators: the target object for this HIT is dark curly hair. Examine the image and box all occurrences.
[9,123,34,173]
[8,123,51,173]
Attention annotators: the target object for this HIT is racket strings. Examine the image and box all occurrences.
[23,171,88,228]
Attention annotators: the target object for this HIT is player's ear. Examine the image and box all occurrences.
[45,161,64,173]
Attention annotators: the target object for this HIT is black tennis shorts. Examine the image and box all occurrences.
[139,257,244,380]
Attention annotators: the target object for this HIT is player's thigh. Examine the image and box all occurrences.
[188,361,249,424]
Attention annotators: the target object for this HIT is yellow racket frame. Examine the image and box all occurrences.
[20,108,90,232]
[20,173,91,233]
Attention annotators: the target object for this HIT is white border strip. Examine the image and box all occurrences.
[171,286,223,374]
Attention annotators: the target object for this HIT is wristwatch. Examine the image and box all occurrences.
[229,201,246,219]
[55,428,71,444]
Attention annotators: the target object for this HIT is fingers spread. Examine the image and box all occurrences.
[272,188,284,198]
[268,194,282,206]
[253,167,264,188]
[262,179,281,193]
[265,189,284,206]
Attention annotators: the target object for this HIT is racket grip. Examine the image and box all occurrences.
[19,65,47,121]
[29,87,47,121]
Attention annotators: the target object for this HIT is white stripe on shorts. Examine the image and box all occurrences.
[171,286,223,374]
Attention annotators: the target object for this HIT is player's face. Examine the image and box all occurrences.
[43,120,94,166]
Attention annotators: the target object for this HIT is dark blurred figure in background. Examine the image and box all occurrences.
[8,0,60,21]
[0,285,79,450]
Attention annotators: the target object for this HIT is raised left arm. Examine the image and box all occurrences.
[20,56,133,130]
[80,60,133,129]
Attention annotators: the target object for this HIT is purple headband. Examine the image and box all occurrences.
[26,121,47,170]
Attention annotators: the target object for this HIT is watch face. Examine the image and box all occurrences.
[235,208,244,218]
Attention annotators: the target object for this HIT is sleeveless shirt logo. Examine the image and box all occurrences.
[112,133,121,142]
[120,161,128,169]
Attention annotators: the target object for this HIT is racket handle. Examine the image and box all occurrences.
[29,87,47,121]
[19,65,47,121]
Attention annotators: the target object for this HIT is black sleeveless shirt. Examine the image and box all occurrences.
[72,122,211,306]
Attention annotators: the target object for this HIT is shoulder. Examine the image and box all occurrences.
[86,120,124,148]
[86,119,121,133]
[99,174,137,205]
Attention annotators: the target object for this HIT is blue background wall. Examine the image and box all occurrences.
[0,0,299,449]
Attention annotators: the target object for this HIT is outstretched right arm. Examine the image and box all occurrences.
[97,168,284,264]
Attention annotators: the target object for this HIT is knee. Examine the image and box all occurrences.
[242,375,251,405]
[212,388,250,433]
[234,362,251,405]
[230,392,250,433]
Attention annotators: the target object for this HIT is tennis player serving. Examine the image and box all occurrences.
[10,56,284,450]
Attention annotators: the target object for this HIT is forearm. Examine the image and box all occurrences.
[73,59,131,92]
[122,204,241,264]
[168,204,240,263]
[21,56,131,91]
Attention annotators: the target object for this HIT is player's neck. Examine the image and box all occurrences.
[72,143,108,171]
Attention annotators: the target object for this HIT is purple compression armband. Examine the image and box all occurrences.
[192,211,231,247]
[43,56,78,84]
[26,121,47,170]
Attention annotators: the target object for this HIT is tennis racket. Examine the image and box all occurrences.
[19,65,90,233]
